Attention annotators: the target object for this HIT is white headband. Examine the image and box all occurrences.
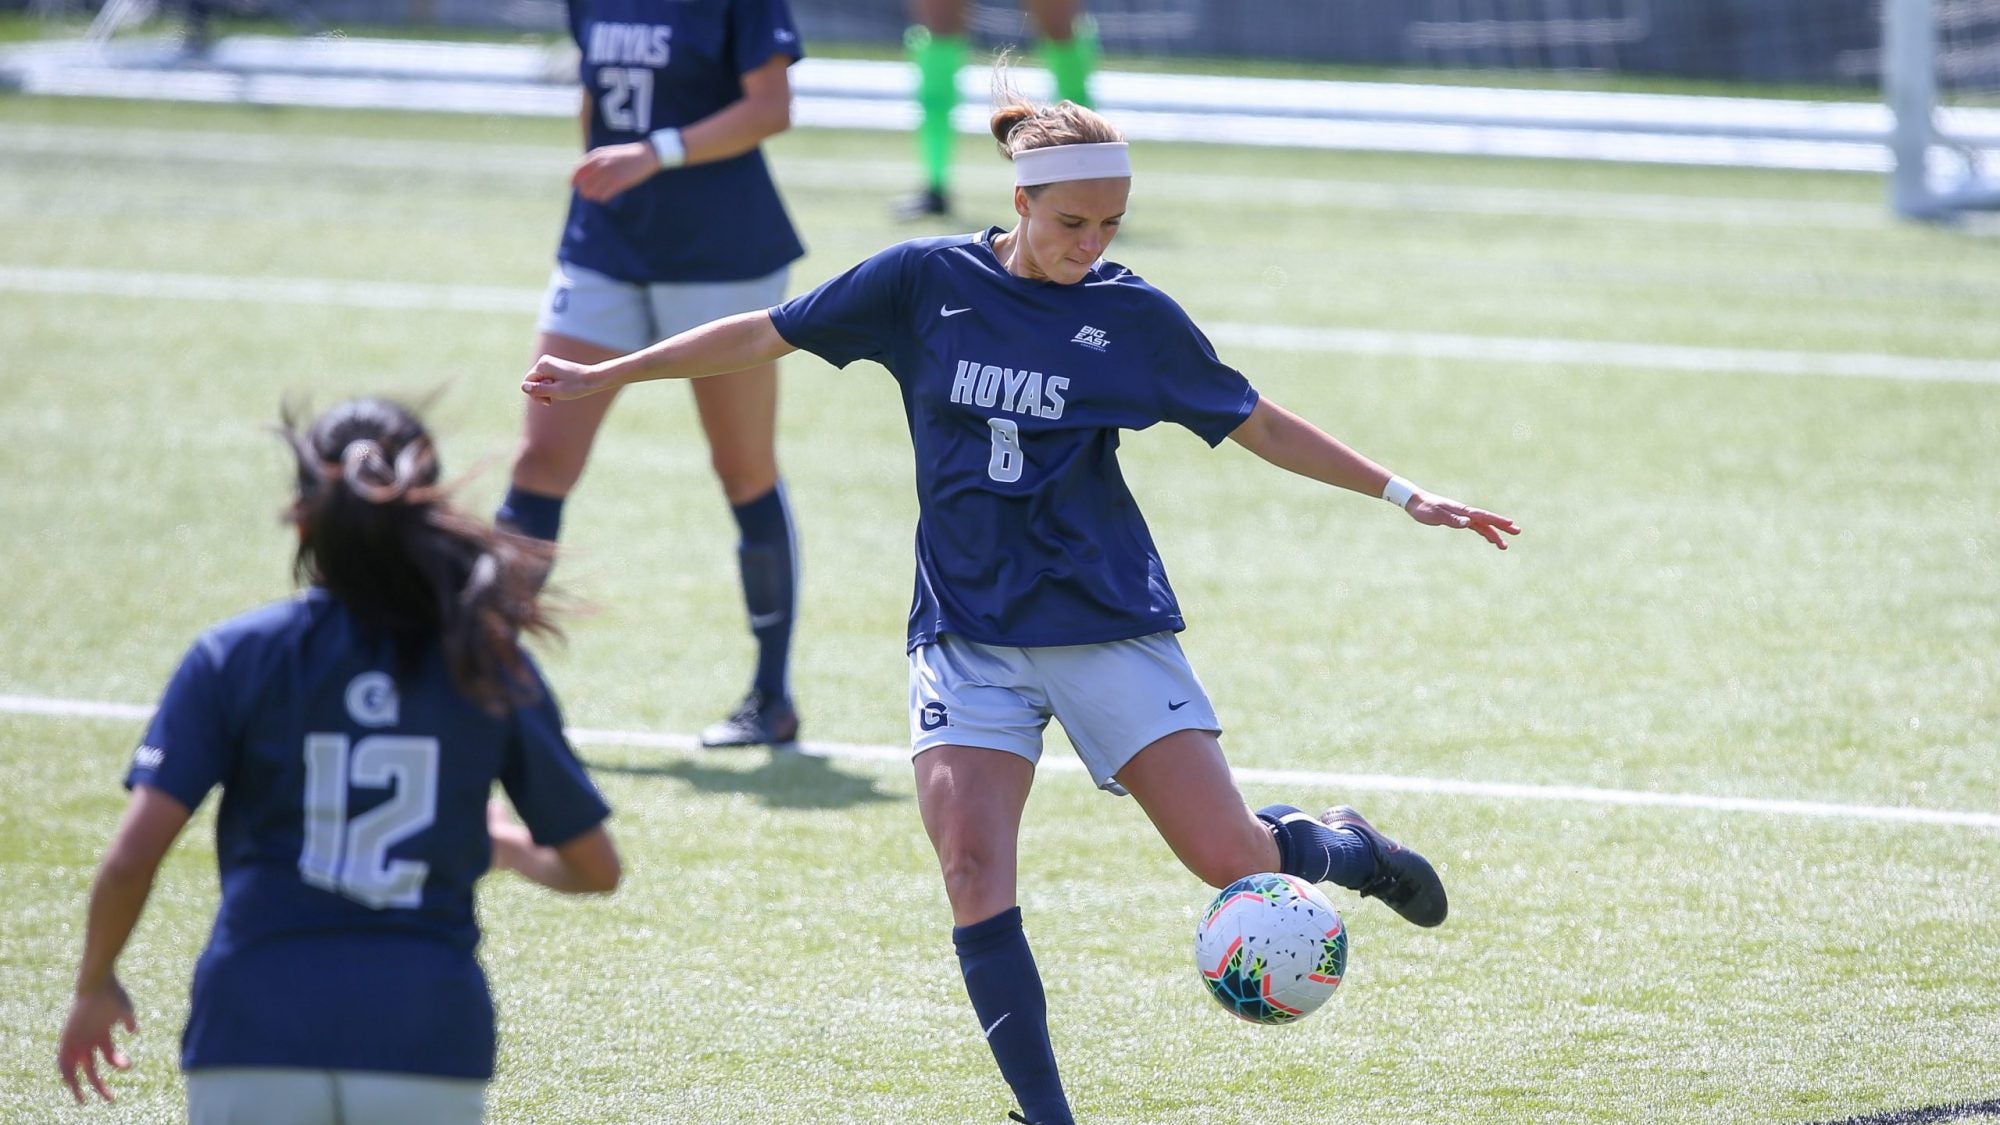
[1012,142,1131,187]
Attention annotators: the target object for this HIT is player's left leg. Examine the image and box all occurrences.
[690,362,799,747]
[1117,735,1447,927]
[1026,0,1096,106]
[186,1068,337,1125]
[1111,729,1283,884]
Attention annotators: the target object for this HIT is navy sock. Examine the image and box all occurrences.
[730,483,796,701]
[496,485,565,542]
[1257,803,1379,890]
[953,907,1073,1125]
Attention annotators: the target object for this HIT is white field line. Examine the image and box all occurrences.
[5,692,1995,831]
[5,263,1998,386]
[0,123,1888,230]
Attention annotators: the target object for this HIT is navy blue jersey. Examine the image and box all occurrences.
[125,589,610,1079]
[558,0,806,283]
[769,229,1260,650]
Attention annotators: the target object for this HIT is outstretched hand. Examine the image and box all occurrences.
[1405,493,1520,550]
[522,356,613,405]
[571,142,661,203]
[57,977,136,1104]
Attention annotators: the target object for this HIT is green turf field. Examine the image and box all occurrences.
[2,92,1996,1124]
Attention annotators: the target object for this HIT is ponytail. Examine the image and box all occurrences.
[281,398,559,716]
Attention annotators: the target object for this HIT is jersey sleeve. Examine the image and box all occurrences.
[500,673,611,848]
[729,0,804,74]
[767,242,914,370]
[563,0,585,51]
[1149,297,1261,447]
[125,637,233,811]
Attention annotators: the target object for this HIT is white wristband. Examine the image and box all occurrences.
[648,128,686,169]
[1381,475,1418,510]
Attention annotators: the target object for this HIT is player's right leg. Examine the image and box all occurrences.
[916,745,1074,1125]
[899,0,969,220]
[507,330,624,501]
[910,636,1074,1125]
[499,263,648,544]
[186,1068,338,1125]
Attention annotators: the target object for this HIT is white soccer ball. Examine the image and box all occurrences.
[1194,872,1348,1024]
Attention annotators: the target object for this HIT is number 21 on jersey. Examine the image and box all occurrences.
[299,734,439,909]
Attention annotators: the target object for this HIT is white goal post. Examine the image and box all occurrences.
[1885,0,2000,218]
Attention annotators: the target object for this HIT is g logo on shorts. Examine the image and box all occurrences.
[919,701,950,731]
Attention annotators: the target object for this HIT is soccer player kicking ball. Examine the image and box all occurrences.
[524,96,1518,1125]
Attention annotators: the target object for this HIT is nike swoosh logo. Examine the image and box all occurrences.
[1168,699,1191,711]
[749,610,788,629]
[983,1012,1011,1039]
[940,305,971,317]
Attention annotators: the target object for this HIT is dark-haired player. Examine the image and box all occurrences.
[59,399,619,1122]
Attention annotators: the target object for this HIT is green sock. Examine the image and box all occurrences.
[1038,16,1098,107]
[906,26,968,194]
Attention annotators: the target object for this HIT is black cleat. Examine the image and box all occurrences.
[1320,805,1448,928]
[700,690,799,747]
[893,186,951,221]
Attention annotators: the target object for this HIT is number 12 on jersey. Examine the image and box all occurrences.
[299,734,440,909]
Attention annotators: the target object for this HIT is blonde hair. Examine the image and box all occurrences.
[988,62,1122,192]
[989,97,1123,156]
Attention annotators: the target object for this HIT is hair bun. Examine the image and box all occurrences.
[989,104,1035,146]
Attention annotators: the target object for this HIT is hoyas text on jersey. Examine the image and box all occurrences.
[949,360,1069,420]
[587,22,672,66]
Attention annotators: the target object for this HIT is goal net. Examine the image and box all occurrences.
[1885,0,2000,217]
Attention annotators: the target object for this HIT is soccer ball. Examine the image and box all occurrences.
[1194,873,1347,1024]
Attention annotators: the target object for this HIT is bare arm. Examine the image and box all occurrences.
[572,54,795,202]
[523,310,796,404]
[1228,396,1395,496]
[57,786,191,1104]
[681,54,794,163]
[488,800,622,894]
[1229,397,1520,549]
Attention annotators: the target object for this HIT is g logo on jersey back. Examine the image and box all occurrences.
[345,672,399,728]
[920,701,950,731]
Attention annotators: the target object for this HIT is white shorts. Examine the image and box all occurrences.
[908,631,1222,796]
[536,261,790,354]
[186,1068,484,1125]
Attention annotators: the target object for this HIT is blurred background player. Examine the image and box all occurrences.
[521,91,1518,1124]
[898,0,1097,219]
[57,398,619,1120]
[499,0,809,748]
